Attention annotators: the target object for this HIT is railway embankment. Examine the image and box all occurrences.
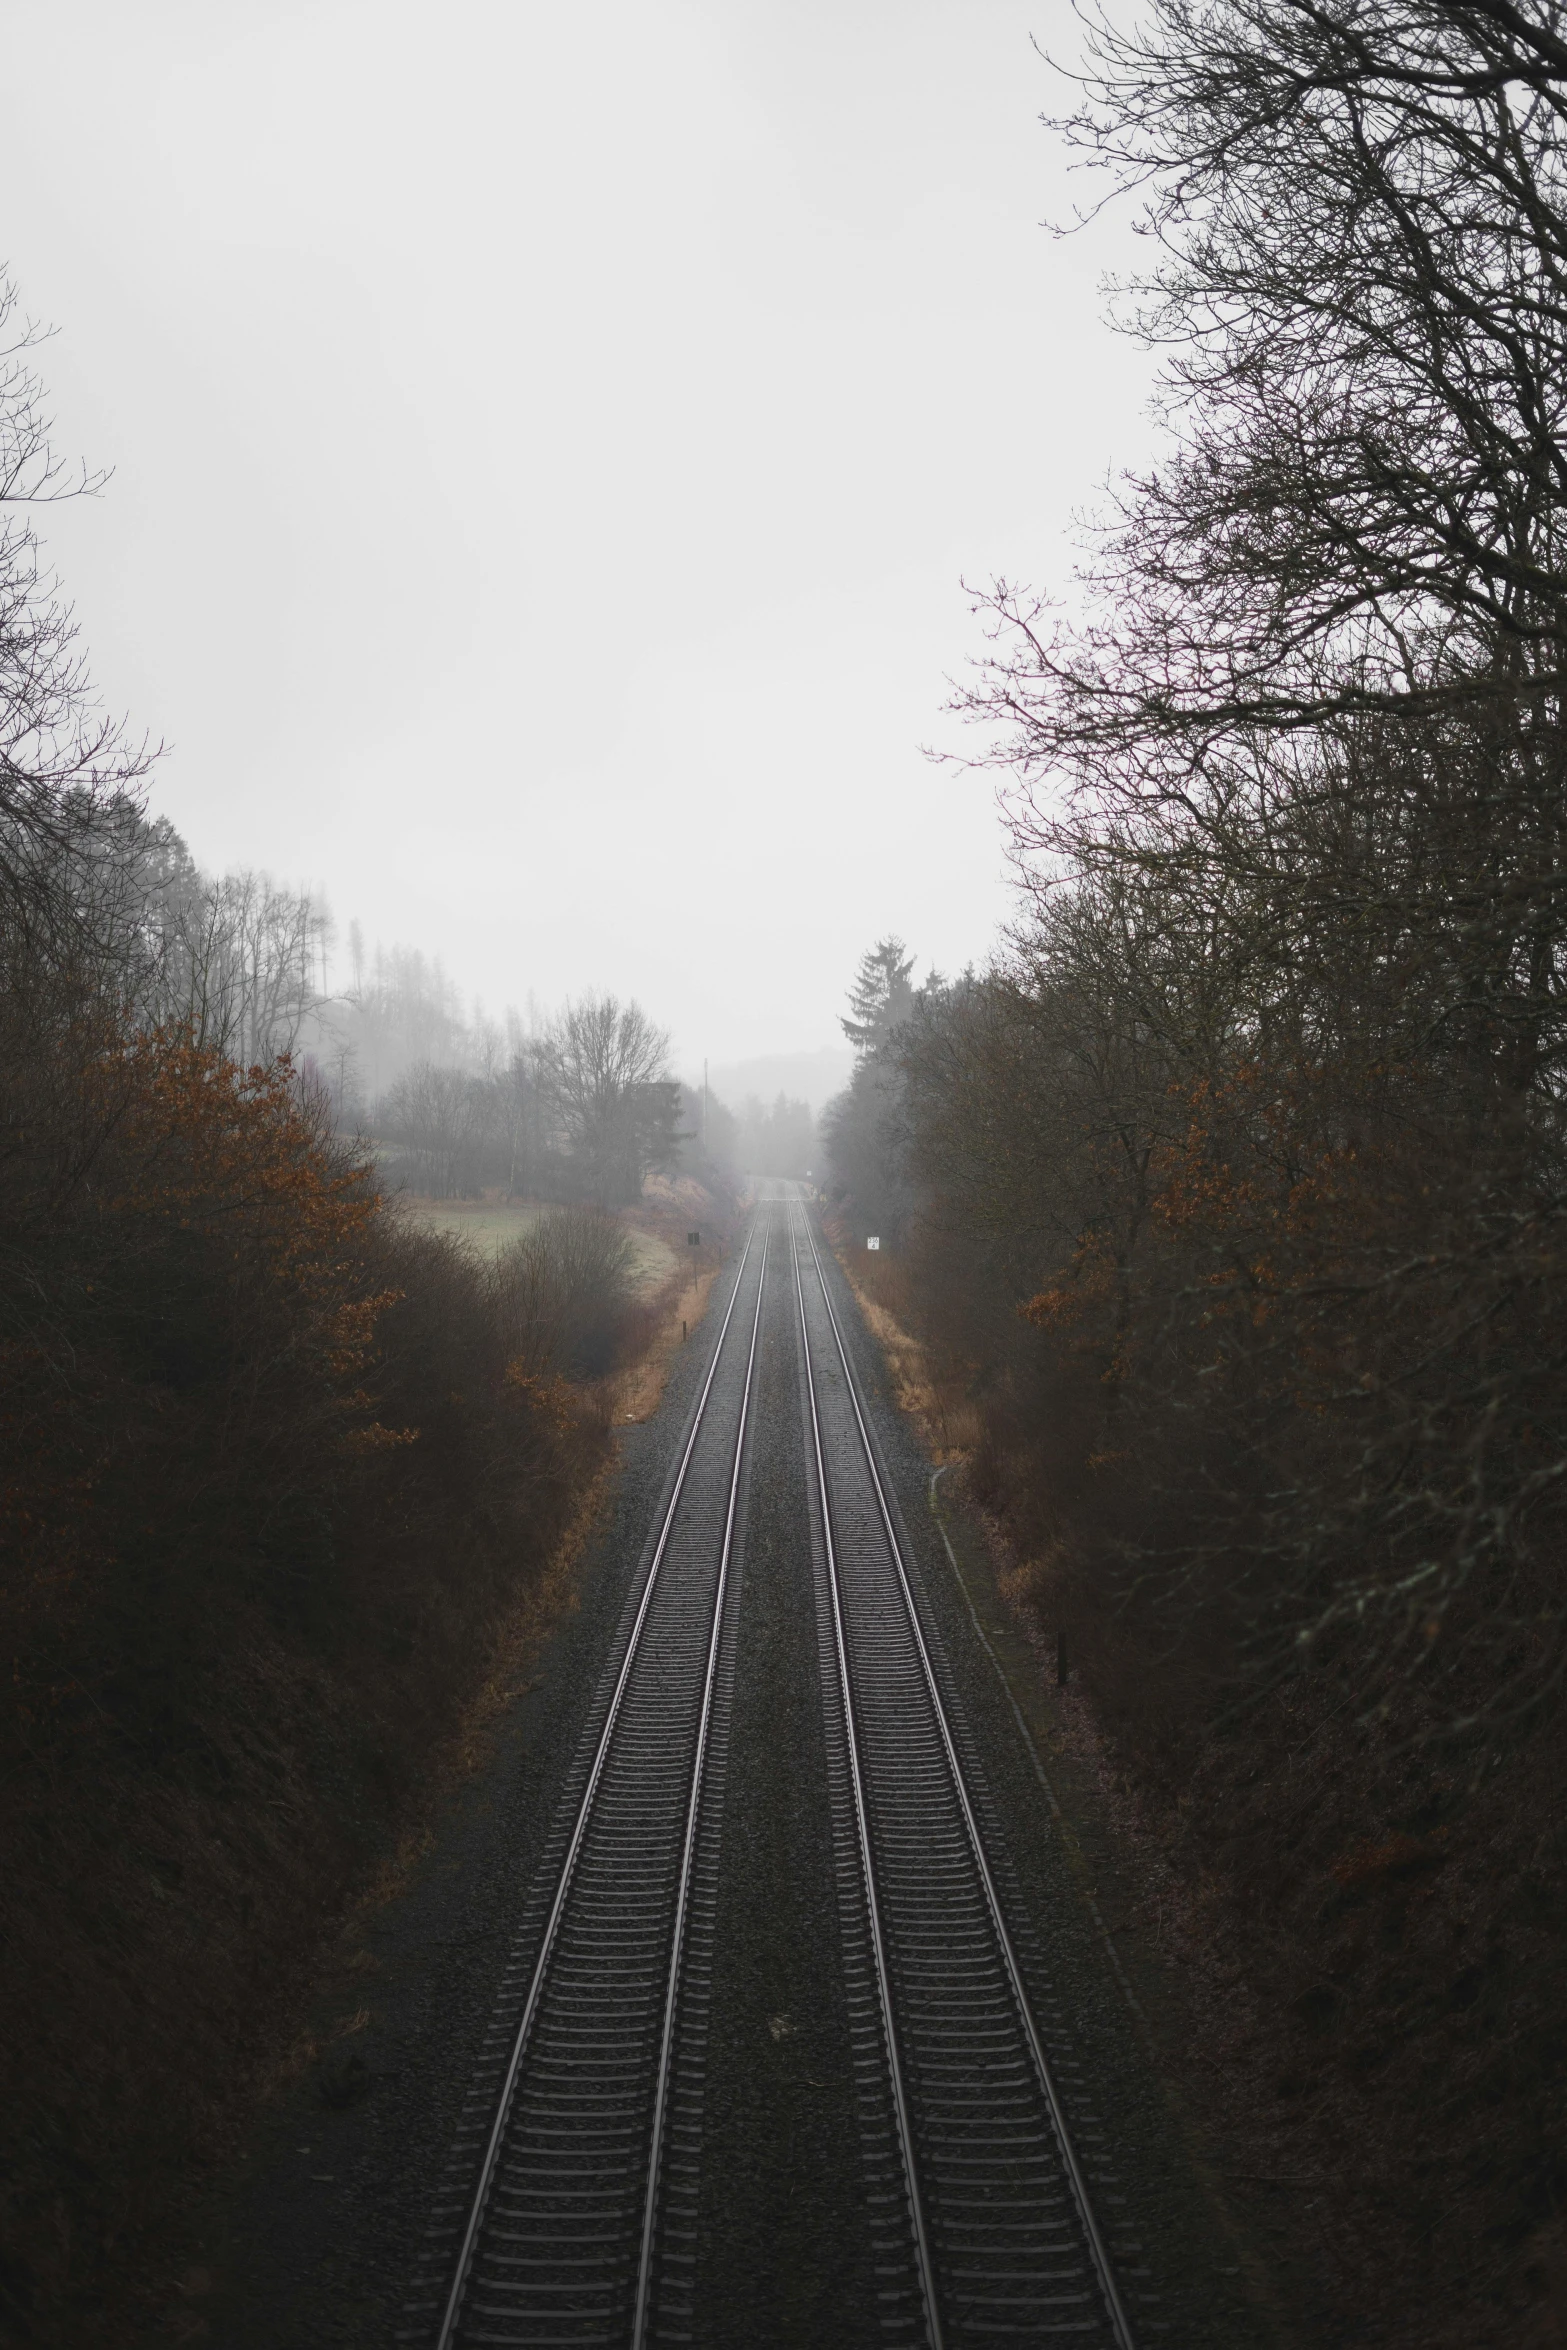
[832,1229,1567,2350]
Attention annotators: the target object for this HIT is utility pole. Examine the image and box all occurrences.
[702,1058,707,1146]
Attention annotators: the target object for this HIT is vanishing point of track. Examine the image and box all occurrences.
[404,1192,1144,2348]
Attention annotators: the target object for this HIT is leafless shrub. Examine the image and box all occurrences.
[493,1206,639,1380]
[379,1060,500,1197]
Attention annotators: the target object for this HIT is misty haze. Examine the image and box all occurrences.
[3,7,1564,2349]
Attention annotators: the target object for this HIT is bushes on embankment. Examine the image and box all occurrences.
[834,1083,1567,2342]
[0,1010,635,2342]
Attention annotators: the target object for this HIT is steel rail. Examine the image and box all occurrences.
[432,1217,765,2350]
[793,1197,1138,2350]
[789,1215,946,2350]
[629,1218,768,2347]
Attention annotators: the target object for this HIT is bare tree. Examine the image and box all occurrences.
[379,1061,499,1198]
[956,3,1567,1115]
[534,993,680,1205]
[964,1,1567,759]
[918,2,1567,1721]
[493,1207,638,1378]
[337,942,470,1103]
[0,271,153,952]
[142,866,330,1066]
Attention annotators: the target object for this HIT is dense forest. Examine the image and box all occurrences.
[820,5,1567,2337]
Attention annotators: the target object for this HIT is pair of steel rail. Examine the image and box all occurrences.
[406,1194,1138,2349]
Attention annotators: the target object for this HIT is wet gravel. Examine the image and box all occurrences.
[688,1227,876,2348]
[202,1210,1273,2349]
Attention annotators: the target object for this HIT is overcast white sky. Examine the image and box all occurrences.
[5,0,1148,1079]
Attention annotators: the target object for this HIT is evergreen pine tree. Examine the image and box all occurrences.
[840,937,915,1053]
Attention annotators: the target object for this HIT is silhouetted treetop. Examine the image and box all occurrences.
[841,936,916,1055]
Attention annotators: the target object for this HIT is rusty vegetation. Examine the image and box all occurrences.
[0,1006,633,2342]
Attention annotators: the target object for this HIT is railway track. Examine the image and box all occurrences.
[790,1202,1139,2348]
[404,1191,1146,2348]
[402,1215,770,2349]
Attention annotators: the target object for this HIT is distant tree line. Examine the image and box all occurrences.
[732,1089,819,1182]
[377,994,682,1207]
[368,1020,821,1204]
[2,781,691,1209]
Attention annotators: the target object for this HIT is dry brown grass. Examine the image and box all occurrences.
[827,1229,980,1463]
[609,1262,725,1425]
[610,1195,738,1426]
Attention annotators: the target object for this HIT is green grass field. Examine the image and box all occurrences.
[400,1199,678,1292]
[400,1200,545,1259]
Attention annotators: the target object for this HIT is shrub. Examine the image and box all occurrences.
[0,1016,610,2340]
[492,1206,639,1382]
